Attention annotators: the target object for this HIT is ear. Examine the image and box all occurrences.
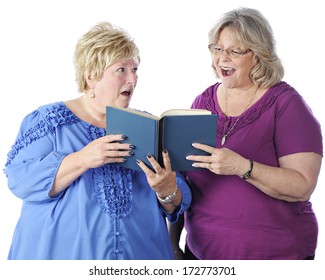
[84,72,96,89]
[252,54,259,66]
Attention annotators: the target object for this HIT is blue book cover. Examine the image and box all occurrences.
[106,106,217,171]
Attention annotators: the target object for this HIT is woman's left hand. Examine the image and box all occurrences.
[136,149,177,196]
[137,149,182,213]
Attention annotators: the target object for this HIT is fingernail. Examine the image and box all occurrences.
[121,135,127,140]
[136,159,141,164]
[129,144,135,149]
[147,154,152,158]
[129,151,134,155]
[163,149,167,153]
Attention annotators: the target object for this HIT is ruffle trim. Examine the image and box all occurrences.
[86,125,134,218]
[5,103,79,166]
[6,102,134,218]
[202,82,288,139]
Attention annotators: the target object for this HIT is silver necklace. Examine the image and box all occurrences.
[221,86,259,145]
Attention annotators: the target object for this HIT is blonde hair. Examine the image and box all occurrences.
[208,7,284,88]
[74,22,140,93]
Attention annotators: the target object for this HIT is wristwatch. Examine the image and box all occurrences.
[156,187,178,204]
[242,159,254,180]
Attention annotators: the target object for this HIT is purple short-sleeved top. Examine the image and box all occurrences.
[184,81,323,260]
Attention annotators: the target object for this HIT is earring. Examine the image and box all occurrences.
[90,90,95,98]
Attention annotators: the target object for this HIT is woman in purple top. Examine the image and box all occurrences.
[169,7,323,260]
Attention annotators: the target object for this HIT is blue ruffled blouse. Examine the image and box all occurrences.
[3,102,191,260]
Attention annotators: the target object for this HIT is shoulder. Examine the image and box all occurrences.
[37,102,80,128]
[269,81,302,104]
[271,83,322,157]
[20,102,80,132]
[268,82,316,117]
[191,82,220,111]
[5,102,80,167]
[257,81,308,116]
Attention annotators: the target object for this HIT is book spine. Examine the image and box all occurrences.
[157,119,164,166]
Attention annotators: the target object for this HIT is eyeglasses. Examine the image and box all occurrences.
[208,44,252,58]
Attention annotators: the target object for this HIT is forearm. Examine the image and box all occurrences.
[247,160,319,202]
[50,151,88,197]
[168,214,185,259]
[168,214,184,249]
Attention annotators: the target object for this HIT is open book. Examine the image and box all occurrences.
[106,106,217,171]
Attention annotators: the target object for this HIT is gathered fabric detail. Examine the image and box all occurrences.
[5,103,80,167]
[6,102,134,218]
[43,104,80,131]
[87,125,134,218]
[201,82,287,139]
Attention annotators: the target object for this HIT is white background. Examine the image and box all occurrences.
[0,0,324,279]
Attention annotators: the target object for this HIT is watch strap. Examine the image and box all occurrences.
[242,159,254,180]
[156,187,178,204]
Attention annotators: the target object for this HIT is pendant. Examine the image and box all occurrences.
[221,135,226,145]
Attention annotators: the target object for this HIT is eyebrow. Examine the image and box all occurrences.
[215,43,242,49]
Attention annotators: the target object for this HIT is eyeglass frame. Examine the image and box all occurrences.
[208,44,252,58]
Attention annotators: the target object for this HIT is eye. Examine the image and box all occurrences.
[214,46,223,53]
[132,67,138,73]
[230,49,242,56]
[116,68,125,72]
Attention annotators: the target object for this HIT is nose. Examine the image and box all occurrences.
[127,72,138,87]
[220,49,231,59]
[219,50,231,63]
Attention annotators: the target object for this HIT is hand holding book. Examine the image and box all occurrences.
[106,106,218,171]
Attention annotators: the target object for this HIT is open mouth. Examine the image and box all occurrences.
[220,66,235,77]
[120,90,132,97]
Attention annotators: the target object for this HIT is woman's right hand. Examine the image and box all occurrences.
[51,134,133,197]
[79,134,134,169]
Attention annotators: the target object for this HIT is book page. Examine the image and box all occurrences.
[161,108,211,117]
[107,106,211,119]
[109,106,160,120]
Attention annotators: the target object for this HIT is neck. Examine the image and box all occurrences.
[224,83,258,98]
[224,84,259,117]
[79,95,106,128]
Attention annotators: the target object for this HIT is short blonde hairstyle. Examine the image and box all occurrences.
[74,22,140,93]
[208,7,284,88]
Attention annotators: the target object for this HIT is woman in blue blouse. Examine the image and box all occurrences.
[3,22,191,260]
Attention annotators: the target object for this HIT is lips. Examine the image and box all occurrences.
[120,90,132,97]
[220,66,235,77]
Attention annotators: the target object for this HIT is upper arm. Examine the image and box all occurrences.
[279,152,322,197]
[4,110,64,202]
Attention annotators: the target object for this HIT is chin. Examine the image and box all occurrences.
[120,102,131,108]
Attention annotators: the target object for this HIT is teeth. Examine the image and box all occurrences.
[221,66,233,70]
[220,66,235,77]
